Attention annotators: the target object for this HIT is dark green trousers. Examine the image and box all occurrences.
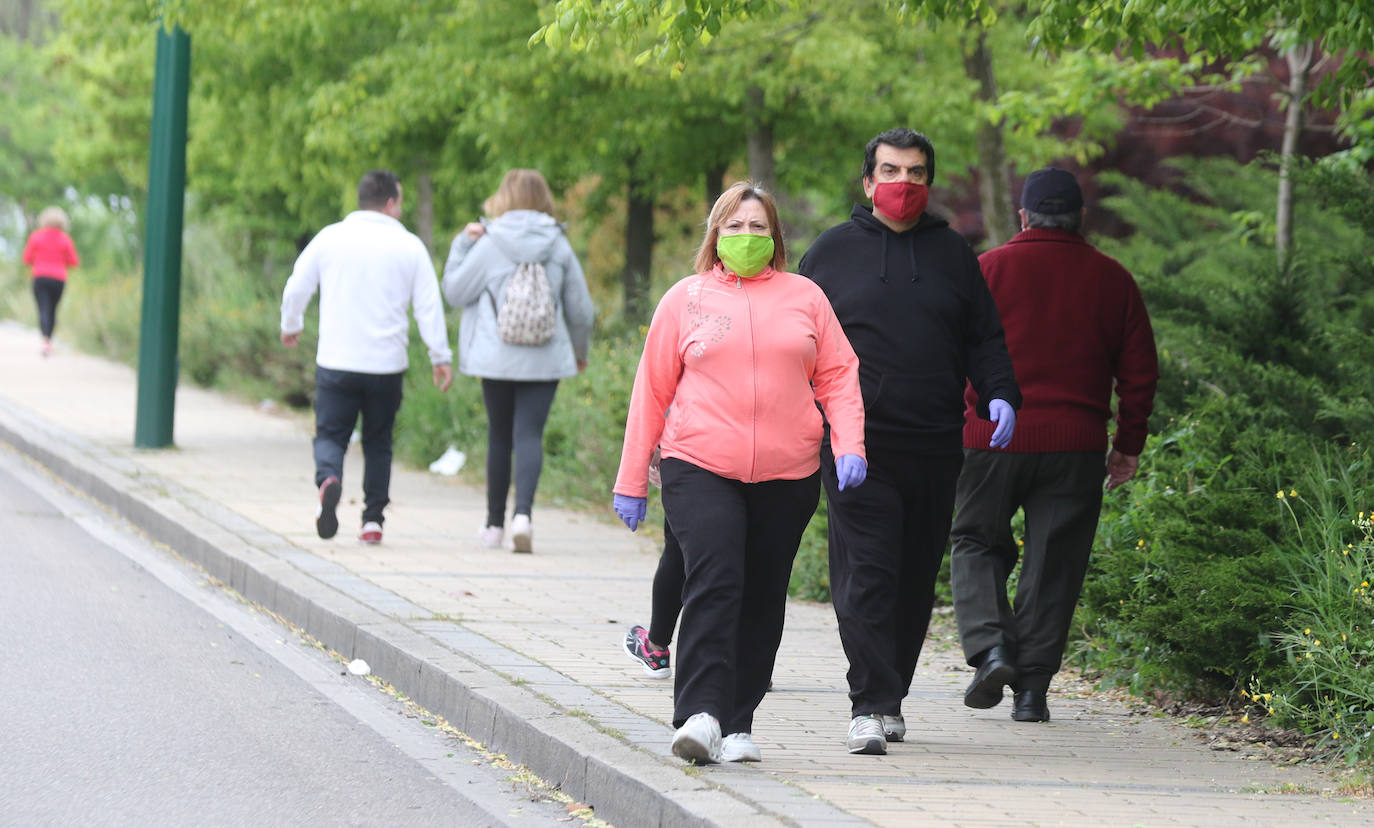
[950,450,1104,694]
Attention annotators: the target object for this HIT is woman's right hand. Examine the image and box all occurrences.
[463,221,486,241]
[613,494,647,531]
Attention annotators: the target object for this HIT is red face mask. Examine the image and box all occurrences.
[871,181,928,224]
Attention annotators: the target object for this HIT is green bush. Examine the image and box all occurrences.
[1244,451,1374,763]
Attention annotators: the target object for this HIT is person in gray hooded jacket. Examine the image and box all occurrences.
[442,168,595,553]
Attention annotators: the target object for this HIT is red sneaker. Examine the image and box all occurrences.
[358,521,382,545]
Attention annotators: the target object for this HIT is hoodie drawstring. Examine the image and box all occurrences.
[877,231,921,283]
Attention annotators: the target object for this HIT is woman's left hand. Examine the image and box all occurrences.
[835,454,867,491]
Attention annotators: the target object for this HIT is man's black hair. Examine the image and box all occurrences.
[358,170,401,210]
[862,128,936,184]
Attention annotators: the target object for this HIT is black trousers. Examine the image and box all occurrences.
[823,443,964,717]
[32,277,65,339]
[950,450,1104,694]
[648,517,684,648]
[480,379,558,527]
[660,458,819,734]
[313,366,404,526]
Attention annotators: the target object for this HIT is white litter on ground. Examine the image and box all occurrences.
[428,445,466,476]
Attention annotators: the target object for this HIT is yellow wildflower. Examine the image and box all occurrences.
[1241,714,1250,723]
[1137,539,1145,548]
[1268,708,1275,714]
[1290,489,1298,497]
[1241,689,1250,699]
[1334,732,1340,740]
[1276,490,1285,499]
[1314,640,1322,646]
[1305,628,1311,635]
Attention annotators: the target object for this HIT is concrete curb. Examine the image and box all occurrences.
[0,395,862,827]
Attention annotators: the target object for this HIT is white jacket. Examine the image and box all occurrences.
[281,210,451,374]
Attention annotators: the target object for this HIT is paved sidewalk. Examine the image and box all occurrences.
[1,319,1368,827]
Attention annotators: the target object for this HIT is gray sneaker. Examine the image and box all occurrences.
[883,714,906,742]
[672,712,723,764]
[847,714,888,755]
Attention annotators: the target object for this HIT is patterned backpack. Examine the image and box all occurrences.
[495,260,557,346]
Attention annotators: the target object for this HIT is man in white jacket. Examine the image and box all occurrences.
[281,170,452,544]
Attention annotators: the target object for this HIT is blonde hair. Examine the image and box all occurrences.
[38,206,70,232]
[483,169,557,219]
[693,182,788,274]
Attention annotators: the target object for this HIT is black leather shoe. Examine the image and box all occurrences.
[1011,690,1050,722]
[963,646,1017,709]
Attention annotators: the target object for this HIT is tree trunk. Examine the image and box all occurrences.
[622,167,655,326]
[704,163,726,213]
[745,86,776,193]
[9,0,34,39]
[1275,42,1314,266]
[414,167,435,255]
[962,29,1016,248]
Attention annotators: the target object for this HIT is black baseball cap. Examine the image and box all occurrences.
[1021,167,1083,215]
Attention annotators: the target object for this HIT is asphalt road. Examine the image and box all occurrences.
[0,445,578,828]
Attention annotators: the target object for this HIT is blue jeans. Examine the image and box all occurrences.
[313,366,404,526]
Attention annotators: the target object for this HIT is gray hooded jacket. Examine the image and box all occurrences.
[442,209,595,381]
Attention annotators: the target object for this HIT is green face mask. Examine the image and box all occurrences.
[717,233,775,278]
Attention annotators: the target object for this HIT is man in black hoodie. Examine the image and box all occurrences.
[798,127,1021,755]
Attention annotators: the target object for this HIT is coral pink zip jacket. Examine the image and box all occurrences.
[614,264,865,498]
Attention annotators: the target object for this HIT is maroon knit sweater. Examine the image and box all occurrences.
[963,228,1159,456]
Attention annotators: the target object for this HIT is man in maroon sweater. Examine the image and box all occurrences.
[950,167,1159,722]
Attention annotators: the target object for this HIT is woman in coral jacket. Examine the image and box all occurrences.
[21,206,80,357]
[612,182,868,765]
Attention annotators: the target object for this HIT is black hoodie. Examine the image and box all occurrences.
[799,204,1020,454]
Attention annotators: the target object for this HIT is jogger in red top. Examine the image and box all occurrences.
[21,206,80,357]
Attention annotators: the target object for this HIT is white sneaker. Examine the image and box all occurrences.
[478,524,503,548]
[847,715,887,755]
[671,713,722,764]
[883,714,906,742]
[510,513,533,553]
[721,732,761,762]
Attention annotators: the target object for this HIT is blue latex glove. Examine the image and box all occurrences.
[988,398,1016,449]
[613,494,647,531]
[835,454,867,491]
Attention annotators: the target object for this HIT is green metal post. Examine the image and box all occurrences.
[135,23,190,448]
